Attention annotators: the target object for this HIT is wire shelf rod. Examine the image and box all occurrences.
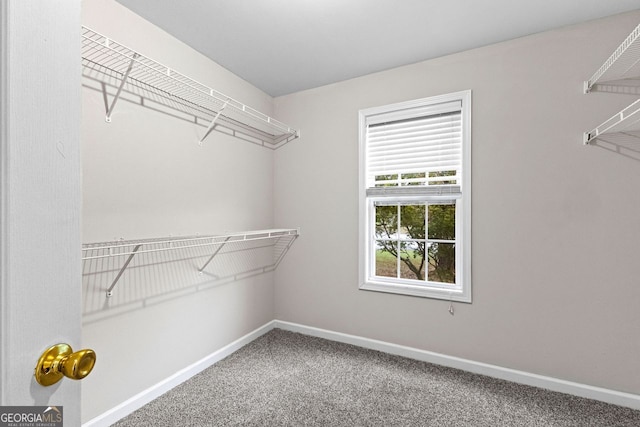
[83,228,296,249]
[82,229,299,260]
[85,229,299,298]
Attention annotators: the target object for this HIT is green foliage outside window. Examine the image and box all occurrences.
[374,173,456,284]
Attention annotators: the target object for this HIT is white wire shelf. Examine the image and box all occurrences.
[81,26,300,149]
[584,21,640,145]
[584,98,640,144]
[584,22,640,93]
[82,228,299,297]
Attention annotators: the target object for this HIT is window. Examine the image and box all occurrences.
[359,91,471,302]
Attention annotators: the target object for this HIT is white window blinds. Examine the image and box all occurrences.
[364,100,462,189]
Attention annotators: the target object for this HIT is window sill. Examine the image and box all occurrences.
[360,280,471,303]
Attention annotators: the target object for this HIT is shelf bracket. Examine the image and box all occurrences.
[198,236,231,273]
[273,235,299,269]
[105,54,138,122]
[198,100,230,145]
[106,244,142,297]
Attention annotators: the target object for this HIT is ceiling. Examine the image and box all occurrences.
[116,0,640,97]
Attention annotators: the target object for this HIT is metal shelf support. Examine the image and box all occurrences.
[106,244,142,297]
[105,53,138,122]
[198,236,231,272]
[199,100,229,145]
[273,235,298,269]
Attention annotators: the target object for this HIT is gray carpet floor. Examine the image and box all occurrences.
[114,329,640,426]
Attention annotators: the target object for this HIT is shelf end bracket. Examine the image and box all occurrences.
[273,234,299,270]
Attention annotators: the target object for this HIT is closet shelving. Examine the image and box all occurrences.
[81,26,300,149]
[82,228,299,297]
[583,22,640,144]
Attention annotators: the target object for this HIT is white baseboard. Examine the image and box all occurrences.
[273,320,640,411]
[84,319,640,426]
[82,321,276,427]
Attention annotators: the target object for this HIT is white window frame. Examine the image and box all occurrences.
[358,91,472,302]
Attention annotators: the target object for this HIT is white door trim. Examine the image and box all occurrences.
[0,0,11,403]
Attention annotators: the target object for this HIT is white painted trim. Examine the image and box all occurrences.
[358,90,472,303]
[0,0,10,405]
[82,321,276,427]
[273,320,640,411]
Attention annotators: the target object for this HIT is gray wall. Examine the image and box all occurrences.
[81,0,277,421]
[273,10,640,395]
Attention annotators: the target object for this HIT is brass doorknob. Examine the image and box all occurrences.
[34,343,96,386]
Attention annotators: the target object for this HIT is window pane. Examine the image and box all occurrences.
[428,204,455,240]
[427,242,455,284]
[375,205,398,238]
[399,241,426,280]
[375,243,397,278]
[375,174,398,187]
[429,170,457,185]
[401,172,426,186]
[400,204,425,240]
